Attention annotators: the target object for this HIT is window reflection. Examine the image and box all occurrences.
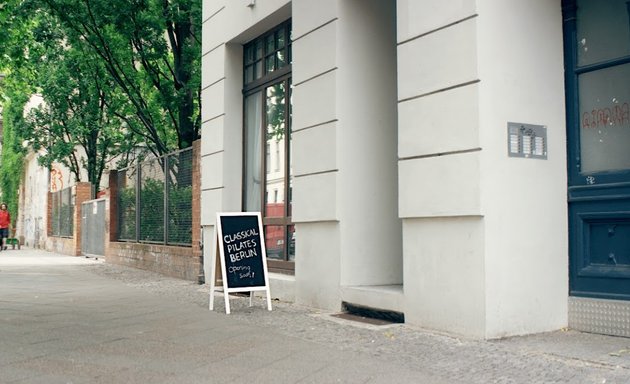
[242,21,293,268]
[576,0,630,66]
[265,225,285,260]
[288,80,293,217]
[265,83,286,217]
[579,64,630,173]
[288,225,295,261]
[243,22,291,86]
[244,92,262,211]
[266,56,275,73]
[266,34,274,53]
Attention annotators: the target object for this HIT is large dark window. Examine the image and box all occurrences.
[243,21,294,273]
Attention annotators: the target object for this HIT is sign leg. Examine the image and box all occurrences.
[266,287,272,311]
[209,229,218,311]
[224,290,231,314]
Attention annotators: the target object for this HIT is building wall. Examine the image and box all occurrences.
[201,0,569,338]
[201,0,294,296]
[397,0,567,338]
[477,0,567,338]
[293,0,403,308]
[17,151,49,248]
[291,0,339,310]
[336,0,402,288]
[16,95,48,248]
[398,0,484,338]
[17,128,116,250]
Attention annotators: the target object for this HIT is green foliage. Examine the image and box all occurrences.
[0,82,29,227]
[21,16,137,190]
[0,0,201,200]
[140,178,165,242]
[34,0,202,155]
[117,162,192,245]
[118,186,137,240]
[0,1,36,221]
[168,184,192,244]
[266,82,289,142]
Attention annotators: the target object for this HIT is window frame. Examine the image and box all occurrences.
[242,21,294,273]
[563,0,630,186]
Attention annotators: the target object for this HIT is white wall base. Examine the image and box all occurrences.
[267,273,296,303]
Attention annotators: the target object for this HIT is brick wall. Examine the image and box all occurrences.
[106,140,203,282]
[107,242,201,281]
[73,182,92,255]
[46,183,92,256]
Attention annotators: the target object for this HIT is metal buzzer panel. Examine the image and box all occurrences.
[507,122,547,159]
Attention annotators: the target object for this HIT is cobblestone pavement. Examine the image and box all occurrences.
[3,249,630,384]
[85,262,630,384]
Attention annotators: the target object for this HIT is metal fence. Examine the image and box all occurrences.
[51,186,74,237]
[117,147,193,246]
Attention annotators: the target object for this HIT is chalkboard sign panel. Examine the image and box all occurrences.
[209,212,272,314]
[219,214,266,288]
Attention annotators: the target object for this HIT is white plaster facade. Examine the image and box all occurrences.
[16,151,50,248]
[200,0,569,339]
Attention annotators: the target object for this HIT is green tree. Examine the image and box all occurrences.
[21,13,136,189]
[0,0,35,222]
[35,0,202,156]
[0,81,29,226]
[1,0,201,195]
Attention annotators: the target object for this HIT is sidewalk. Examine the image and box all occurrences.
[1,248,629,383]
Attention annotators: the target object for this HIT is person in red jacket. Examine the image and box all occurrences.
[0,203,11,251]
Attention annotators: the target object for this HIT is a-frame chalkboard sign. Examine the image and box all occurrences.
[209,212,272,314]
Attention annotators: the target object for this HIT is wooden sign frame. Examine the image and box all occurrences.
[209,212,272,314]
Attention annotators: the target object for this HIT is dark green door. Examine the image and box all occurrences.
[564,0,630,299]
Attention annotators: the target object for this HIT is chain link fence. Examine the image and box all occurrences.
[117,147,193,246]
[51,187,74,237]
[167,148,193,245]
[117,168,137,241]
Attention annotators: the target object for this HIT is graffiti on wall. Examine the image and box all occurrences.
[50,167,64,192]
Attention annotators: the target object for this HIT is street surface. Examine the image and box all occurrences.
[1,249,630,383]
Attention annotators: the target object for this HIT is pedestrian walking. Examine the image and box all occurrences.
[0,203,11,251]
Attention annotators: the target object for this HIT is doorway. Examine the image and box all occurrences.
[564,0,630,300]
[81,199,106,257]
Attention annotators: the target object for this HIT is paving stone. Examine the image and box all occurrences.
[2,249,630,383]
